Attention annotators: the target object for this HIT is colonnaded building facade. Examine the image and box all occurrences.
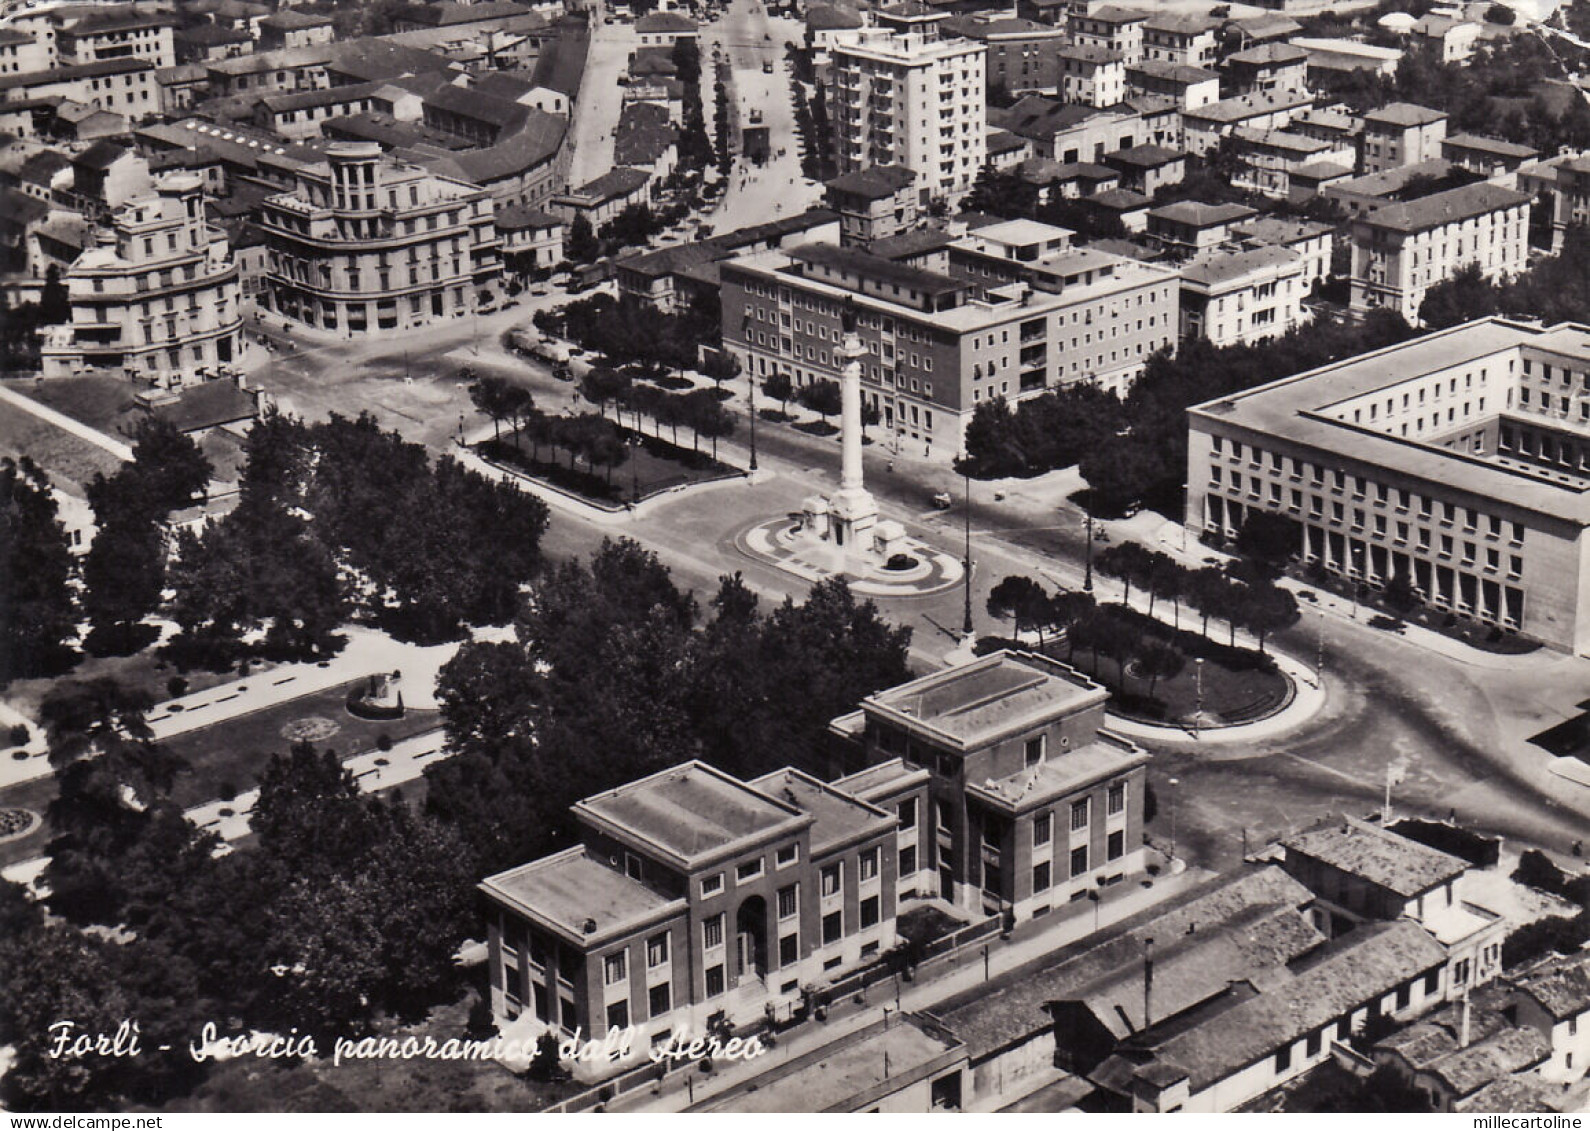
[1186,317,1590,654]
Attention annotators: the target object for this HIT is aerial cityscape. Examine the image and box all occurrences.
[0,0,1589,1115]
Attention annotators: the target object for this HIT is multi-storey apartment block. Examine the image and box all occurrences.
[829,5,987,206]
[1140,13,1219,68]
[481,758,929,1077]
[1178,244,1307,347]
[829,651,1150,921]
[1125,60,1220,111]
[256,142,501,335]
[40,173,242,383]
[1348,181,1530,322]
[53,8,175,70]
[1360,102,1447,175]
[942,14,1066,95]
[1186,318,1590,654]
[720,223,1177,454]
[1056,44,1126,107]
[1067,5,1145,66]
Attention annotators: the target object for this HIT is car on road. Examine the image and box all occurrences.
[932,491,953,509]
[762,59,773,72]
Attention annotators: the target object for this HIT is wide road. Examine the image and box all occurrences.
[566,2,638,190]
[702,0,824,232]
[243,317,1590,878]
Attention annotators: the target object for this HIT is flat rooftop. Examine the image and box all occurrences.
[751,768,893,854]
[969,733,1148,812]
[575,761,807,866]
[1190,318,1590,522]
[861,651,1106,750]
[481,846,683,945]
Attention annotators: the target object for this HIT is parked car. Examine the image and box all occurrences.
[932,491,953,509]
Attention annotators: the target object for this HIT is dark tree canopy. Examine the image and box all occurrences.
[0,457,77,683]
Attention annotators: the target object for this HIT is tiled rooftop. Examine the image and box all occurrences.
[1283,817,1469,897]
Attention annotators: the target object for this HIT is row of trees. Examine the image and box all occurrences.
[472,372,738,468]
[1419,227,1590,329]
[958,383,1126,480]
[0,418,213,680]
[1,457,78,683]
[963,310,1418,517]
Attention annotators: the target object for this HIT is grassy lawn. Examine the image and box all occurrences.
[3,647,245,721]
[159,679,441,808]
[978,612,1291,726]
[166,990,578,1113]
[6,376,139,437]
[480,423,739,507]
[0,774,57,868]
[0,385,125,491]
[896,904,963,950]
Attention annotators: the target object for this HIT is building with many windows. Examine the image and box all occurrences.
[719,222,1177,455]
[40,173,242,383]
[256,142,501,335]
[1348,181,1530,322]
[1185,317,1590,654]
[828,4,987,207]
[481,758,928,1078]
[1178,244,1307,347]
[1359,102,1447,175]
[829,650,1150,921]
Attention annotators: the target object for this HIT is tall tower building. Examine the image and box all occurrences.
[829,3,987,208]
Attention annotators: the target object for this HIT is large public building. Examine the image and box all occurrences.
[1187,317,1590,655]
[480,651,1149,1077]
[256,141,501,335]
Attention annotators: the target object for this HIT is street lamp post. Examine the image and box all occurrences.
[630,435,641,504]
[1194,658,1205,739]
[1083,512,1094,593]
[962,458,974,638]
[1167,776,1180,861]
[748,368,758,472]
[1317,609,1326,683]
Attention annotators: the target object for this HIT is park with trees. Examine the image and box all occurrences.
[0,538,919,1111]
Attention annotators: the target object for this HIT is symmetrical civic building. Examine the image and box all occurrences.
[481,758,926,1077]
[481,651,1150,1076]
[1186,317,1590,654]
[828,4,987,207]
[41,172,243,383]
[256,142,501,335]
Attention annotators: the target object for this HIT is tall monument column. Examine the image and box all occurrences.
[826,298,878,556]
[840,328,865,493]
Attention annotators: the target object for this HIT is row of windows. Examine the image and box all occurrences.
[697,843,803,897]
[1208,435,1526,544]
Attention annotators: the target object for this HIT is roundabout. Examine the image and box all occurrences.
[737,514,965,597]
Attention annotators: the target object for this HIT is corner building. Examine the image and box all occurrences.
[1186,318,1590,655]
[41,172,242,382]
[257,142,501,335]
[481,651,1149,1076]
[481,759,930,1078]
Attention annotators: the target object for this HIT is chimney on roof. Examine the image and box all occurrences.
[1459,989,1472,1049]
[1144,936,1155,1029]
